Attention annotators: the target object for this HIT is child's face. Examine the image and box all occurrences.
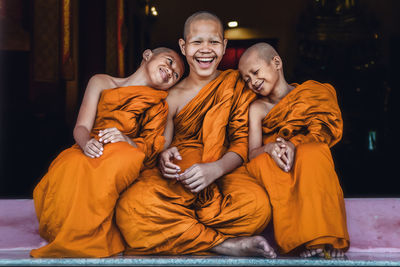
[146,51,184,90]
[179,19,227,78]
[239,50,279,97]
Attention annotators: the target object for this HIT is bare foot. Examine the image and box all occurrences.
[319,248,345,259]
[211,236,277,258]
[300,248,323,258]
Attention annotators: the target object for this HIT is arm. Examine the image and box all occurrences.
[248,101,294,172]
[73,74,108,158]
[158,93,182,177]
[248,101,267,160]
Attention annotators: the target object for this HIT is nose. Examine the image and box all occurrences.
[199,42,212,52]
[165,67,172,78]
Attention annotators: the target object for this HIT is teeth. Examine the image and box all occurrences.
[197,58,213,62]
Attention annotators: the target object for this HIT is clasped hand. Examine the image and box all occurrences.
[159,147,218,193]
[264,137,295,172]
[83,127,133,158]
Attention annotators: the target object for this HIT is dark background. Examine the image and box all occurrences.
[1,0,399,198]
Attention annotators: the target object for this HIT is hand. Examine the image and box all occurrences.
[98,127,131,144]
[276,137,295,172]
[178,162,220,193]
[83,138,104,158]
[159,146,182,179]
[264,138,295,172]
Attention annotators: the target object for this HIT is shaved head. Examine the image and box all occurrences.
[241,42,279,64]
[152,47,176,55]
[183,11,224,40]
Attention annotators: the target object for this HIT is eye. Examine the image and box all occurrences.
[167,58,173,66]
[174,72,179,79]
[211,40,220,44]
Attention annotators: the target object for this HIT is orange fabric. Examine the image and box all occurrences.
[116,70,269,255]
[31,86,168,258]
[246,80,350,254]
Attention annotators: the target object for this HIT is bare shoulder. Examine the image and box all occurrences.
[249,99,269,120]
[87,74,118,93]
[166,81,185,116]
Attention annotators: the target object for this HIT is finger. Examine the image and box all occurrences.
[171,148,182,160]
[280,153,289,166]
[162,166,181,175]
[110,135,125,143]
[87,146,101,158]
[182,176,202,187]
[191,183,205,193]
[84,150,95,158]
[179,165,197,181]
[92,140,104,151]
[164,161,181,171]
[272,154,287,171]
[99,132,113,143]
[99,127,118,136]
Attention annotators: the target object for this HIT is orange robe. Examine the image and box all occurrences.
[116,70,271,255]
[31,86,168,258]
[246,80,350,254]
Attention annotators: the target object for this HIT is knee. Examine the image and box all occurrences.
[233,184,272,233]
[104,142,145,167]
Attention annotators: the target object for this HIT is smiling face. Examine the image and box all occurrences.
[179,18,227,79]
[144,49,184,90]
[239,49,281,97]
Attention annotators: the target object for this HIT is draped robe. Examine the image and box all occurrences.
[116,70,271,255]
[31,86,168,258]
[246,80,350,254]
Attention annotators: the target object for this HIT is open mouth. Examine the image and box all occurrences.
[195,57,215,68]
[159,68,169,82]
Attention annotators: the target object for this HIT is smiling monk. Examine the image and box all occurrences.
[238,42,349,258]
[116,12,276,258]
[31,48,184,258]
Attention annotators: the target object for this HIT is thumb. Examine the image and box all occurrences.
[171,147,182,160]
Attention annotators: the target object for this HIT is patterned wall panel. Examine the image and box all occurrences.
[33,0,60,82]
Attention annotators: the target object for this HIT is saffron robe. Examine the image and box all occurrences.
[116,70,271,255]
[246,80,350,254]
[31,86,168,258]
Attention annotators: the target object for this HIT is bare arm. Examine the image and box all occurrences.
[248,101,266,160]
[73,74,109,157]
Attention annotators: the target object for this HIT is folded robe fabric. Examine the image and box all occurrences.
[246,80,350,254]
[116,70,271,255]
[30,86,168,258]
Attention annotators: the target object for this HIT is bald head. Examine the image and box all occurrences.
[183,11,224,40]
[240,42,279,64]
[152,47,175,56]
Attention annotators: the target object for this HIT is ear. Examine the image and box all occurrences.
[142,49,153,61]
[272,56,282,70]
[178,38,186,56]
[222,39,228,55]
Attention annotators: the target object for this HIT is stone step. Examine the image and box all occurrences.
[0,198,399,266]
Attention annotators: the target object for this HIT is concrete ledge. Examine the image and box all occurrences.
[1,198,400,266]
[1,251,400,266]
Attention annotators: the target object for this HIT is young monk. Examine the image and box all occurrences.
[116,12,276,258]
[30,47,184,258]
[238,42,350,258]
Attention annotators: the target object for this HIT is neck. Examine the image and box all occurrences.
[184,70,221,89]
[121,67,150,87]
[264,77,294,104]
